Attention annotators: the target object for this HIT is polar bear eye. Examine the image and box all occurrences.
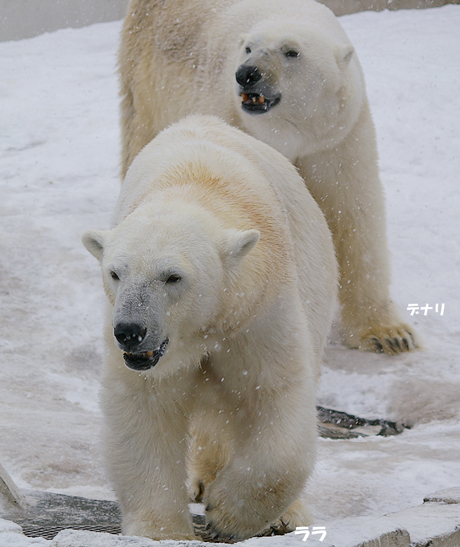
[285,50,300,58]
[165,274,182,284]
[245,47,251,55]
[110,270,120,281]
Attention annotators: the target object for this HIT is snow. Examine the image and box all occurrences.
[0,520,47,546]
[0,4,459,546]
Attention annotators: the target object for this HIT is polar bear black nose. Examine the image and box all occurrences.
[114,323,147,352]
[236,65,262,86]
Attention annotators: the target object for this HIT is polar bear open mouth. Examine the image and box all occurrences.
[123,339,169,371]
[240,91,281,114]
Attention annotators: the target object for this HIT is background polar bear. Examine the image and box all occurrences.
[83,116,337,541]
[119,0,418,355]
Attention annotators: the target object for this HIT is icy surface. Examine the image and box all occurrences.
[0,4,459,546]
[0,520,48,545]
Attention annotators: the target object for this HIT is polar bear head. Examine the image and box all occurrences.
[83,202,259,375]
[234,20,362,160]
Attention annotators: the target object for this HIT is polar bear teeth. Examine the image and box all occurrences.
[125,350,153,358]
[123,339,169,371]
[126,339,169,360]
[241,92,265,104]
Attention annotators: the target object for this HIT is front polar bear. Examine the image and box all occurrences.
[83,116,337,541]
[119,0,418,355]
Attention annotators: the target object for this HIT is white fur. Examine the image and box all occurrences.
[83,116,337,540]
[119,0,418,354]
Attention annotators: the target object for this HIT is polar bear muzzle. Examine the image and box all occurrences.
[113,322,169,370]
[235,64,281,114]
[123,339,169,371]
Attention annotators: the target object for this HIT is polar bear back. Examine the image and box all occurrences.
[119,0,360,172]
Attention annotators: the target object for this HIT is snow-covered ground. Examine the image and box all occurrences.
[0,4,459,545]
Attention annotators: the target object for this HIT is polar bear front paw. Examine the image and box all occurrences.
[204,479,307,541]
[123,519,196,541]
[204,481,273,541]
[357,324,418,355]
[204,499,245,542]
[261,499,312,536]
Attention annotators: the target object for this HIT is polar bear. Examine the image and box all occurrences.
[82,116,337,541]
[119,0,418,355]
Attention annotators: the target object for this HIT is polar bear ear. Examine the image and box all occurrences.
[82,230,108,262]
[336,44,354,69]
[222,228,260,263]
